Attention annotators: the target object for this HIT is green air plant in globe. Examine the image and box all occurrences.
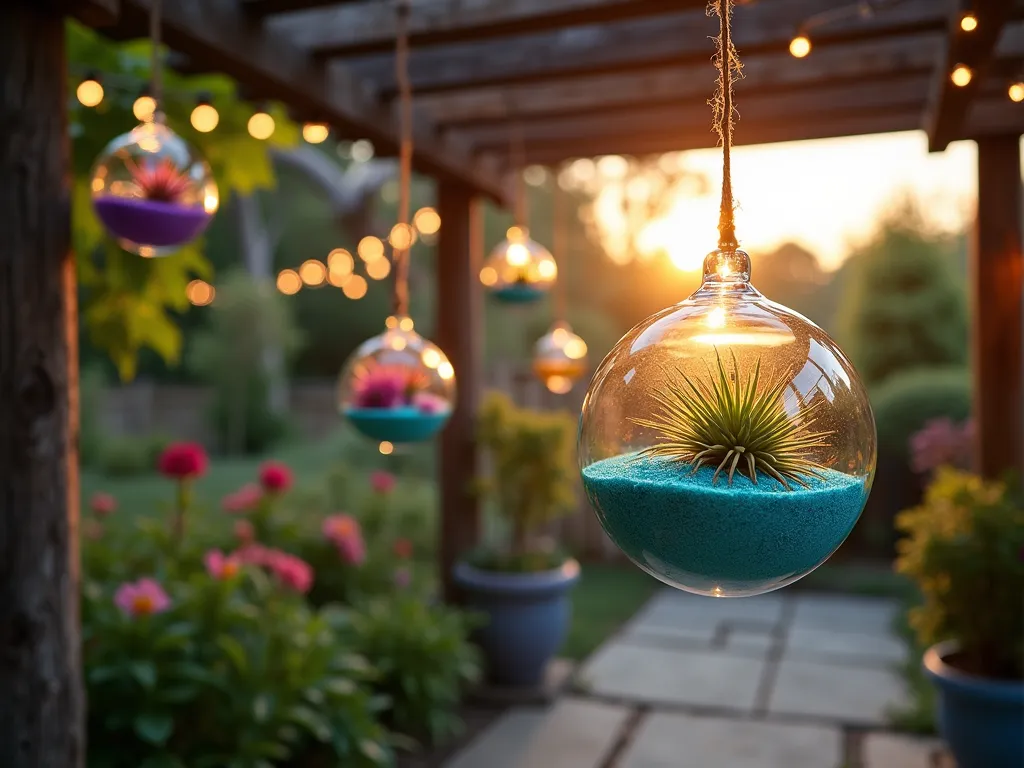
[632,351,832,490]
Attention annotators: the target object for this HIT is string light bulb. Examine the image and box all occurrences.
[302,122,329,144]
[133,88,157,122]
[76,73,104,107]
[960,12,978,32]
[951,64,973,87]
[190,95,219,133]
[1009,82,1024,103]
[789,33,811,58]
[248,107,275,140]
[413,207,441,235]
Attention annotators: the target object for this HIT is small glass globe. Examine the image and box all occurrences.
[579,247,876,597]
[90,121,218,257]
[338,315,456,443]
[480,226,557,304]
[533,321,589,394]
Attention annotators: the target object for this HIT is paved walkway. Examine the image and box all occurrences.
[445,589,950,768]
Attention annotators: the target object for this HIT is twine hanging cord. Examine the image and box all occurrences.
[149,0,164,118]
[393,0,413,317]
[710,0,742,250]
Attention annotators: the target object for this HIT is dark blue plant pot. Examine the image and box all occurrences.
[453,559,580,687]
[344,406,450,443]
[491,284,546,304]
[924,641,1024,768]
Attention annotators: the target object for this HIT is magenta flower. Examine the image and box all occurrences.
[259,461,293,494]
[352,367,407,409]
[910,417,974,475]
[268,552,314,593]
[222,483,262,514]
[322,514,366,566]
[158,442,208,479]
[412,391,448,415]
[204,549,241,580]
[370,470,396,495]
[114,578,171,617]
[90,492,118,518]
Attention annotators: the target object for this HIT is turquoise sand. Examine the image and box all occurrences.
[492,284,545,304]
[581,453,868,596]
[345,406,449,443]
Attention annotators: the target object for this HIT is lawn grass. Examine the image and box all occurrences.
[562,562,660,661]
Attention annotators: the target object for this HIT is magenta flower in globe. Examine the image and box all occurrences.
[370,470,396,495]
[352,367,407,409]
[115,578,171,617]
[90,492,118,518]
[204,549,241,580]
[158,441,208,479]
[323,514,366,565]
[259,461,293,494]
[412,391,447,415]
[222,483,262,513]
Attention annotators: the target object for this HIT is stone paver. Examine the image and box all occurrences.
[785,625,908,666]
[444,709,546,768]
[582,642,766,711]
[862,733,946,768]
[515,698,630,768]
[723,627,777,657]
[791,594,899,634]
[622,623,717,649]
[635,590,785,630]
[769,657,909,724]
[620,713,843,768]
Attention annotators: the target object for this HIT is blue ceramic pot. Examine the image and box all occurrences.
[491,283,546,304]
[923,640,1024,768]
[344,406,449,443]
[453,559,580,687]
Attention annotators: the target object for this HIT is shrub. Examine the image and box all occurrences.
[96,433,172,477]
[472,391,577,572]
[348,595,481,745]
[895,469,1024,679]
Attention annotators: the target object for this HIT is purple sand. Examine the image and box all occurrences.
[93,196,212,248]
[581,453,868,596]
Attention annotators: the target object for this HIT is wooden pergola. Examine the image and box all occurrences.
[2,0,1022,763]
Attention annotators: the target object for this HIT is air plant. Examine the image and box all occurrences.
[632,351,832,490]
[352,365,428,409]
[123,155,192,202]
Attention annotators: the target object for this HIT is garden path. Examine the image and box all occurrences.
[444,589,953,768]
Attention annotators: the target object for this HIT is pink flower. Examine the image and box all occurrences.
[259,461,293,494]
[268,552,313,593]
[322,514,366,566]
[412,391,448,415]
[222,483,262,513]
[393,567,411,589]
[90,492,117,518]
[234,519,255,544]
[158,442,208,479]
[393,538,413,559]
[114,578,171,617]
[204,549,241,580]
[235,543,273,567]
[910,417,974,475]
[370,470,396,495]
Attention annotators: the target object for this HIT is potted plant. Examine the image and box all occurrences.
[895,468,1024,768]
[454,391,580,687]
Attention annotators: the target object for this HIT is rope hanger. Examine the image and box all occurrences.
[712,0,742,251]
[393,0,413,318]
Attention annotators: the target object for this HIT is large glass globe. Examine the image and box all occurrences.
[90,121,218,257]
[480,226,557,304]
[533,321,589,394]
[579,247,876,597]
[338,315,456,443]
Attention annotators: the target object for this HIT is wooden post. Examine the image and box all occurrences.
[973,135,1024,479]
[436,181,483,602]
[0,6,84,767]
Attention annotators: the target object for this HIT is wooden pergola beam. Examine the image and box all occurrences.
[926,6,1019,151]
[272,0,703,59]
[240,0,365,19]
[105,0,507,203]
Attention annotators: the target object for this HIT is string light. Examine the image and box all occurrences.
[302,122,329,143]
[299,259,327,286]
[133,88,157,122]
[357,235,385,262]
[190,95,219,133]
[413,207,441,235]
[342,274,368,299]
[379,441,394,455]
[1009,82,1024,103]
[389,222,416,250]
[76,73,104,107]
[248,107,275,140]
[960,12,978,32]
[789,33,811,58]
[277,269,302,295]
[328,248,354,276]
[951,64,973,87]
[350,139,374,162]
[186,279,215,306]
[366,258,392,280]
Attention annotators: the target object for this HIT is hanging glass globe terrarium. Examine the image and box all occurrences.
[338,316,455,443]
[90,121,218,257]
[578,0,876,598]
[481,226,558,304]
[534,322,589,394]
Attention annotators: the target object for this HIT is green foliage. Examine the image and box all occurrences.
[68,22,299,379]
[348,595,481,745]
[96,433,172,477]
[475,392,577,568]
[634,352,830,489]
[189,270,302,455]
[895,469,1024,680]
[836,202,967,387]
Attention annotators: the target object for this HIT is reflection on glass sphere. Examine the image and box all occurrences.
[89,122,218,256]
[533,321,589,394]
[579,247,876,597]
[338,317,456,443]
[481,226,557,304]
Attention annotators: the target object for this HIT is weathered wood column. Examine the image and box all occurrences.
[0,5,84,766]
[436,181,483,602]
[973,135,1024,478]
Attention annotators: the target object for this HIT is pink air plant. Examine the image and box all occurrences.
[222,483,262,513]
[125,155,193,203]
[351,365,429,409]
[322,514,366,566]
[115,578,171,617]
[204,549,241,580]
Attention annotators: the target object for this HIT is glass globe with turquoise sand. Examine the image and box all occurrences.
[480,226,557,304]
[338,316,456,443]
[579,246,876,597]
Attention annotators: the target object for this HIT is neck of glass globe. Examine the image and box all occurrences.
[701,246,752,287]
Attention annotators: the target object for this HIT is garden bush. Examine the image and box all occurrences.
[96,433,173,477]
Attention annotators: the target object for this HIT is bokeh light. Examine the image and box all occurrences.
[186,279,215,306]
[960,13,977,32]
[248,110,275,140]
[389,223,416,250]
[379,441,394,455]
[77,77,104,107]
[366,258,391,280]
[351,139,374,163]
[413,207,441,235]
[277,269,301,295]
[302,122,329,143]
[1010,83,1024,103]
[357,235,385,262]
[951,65,972,87]
[342,274,368,299]
[190,102,219,133]
[133,93,156,122]
[789,34,811,58]
[299,259,327,286]
[328,248,354,276]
